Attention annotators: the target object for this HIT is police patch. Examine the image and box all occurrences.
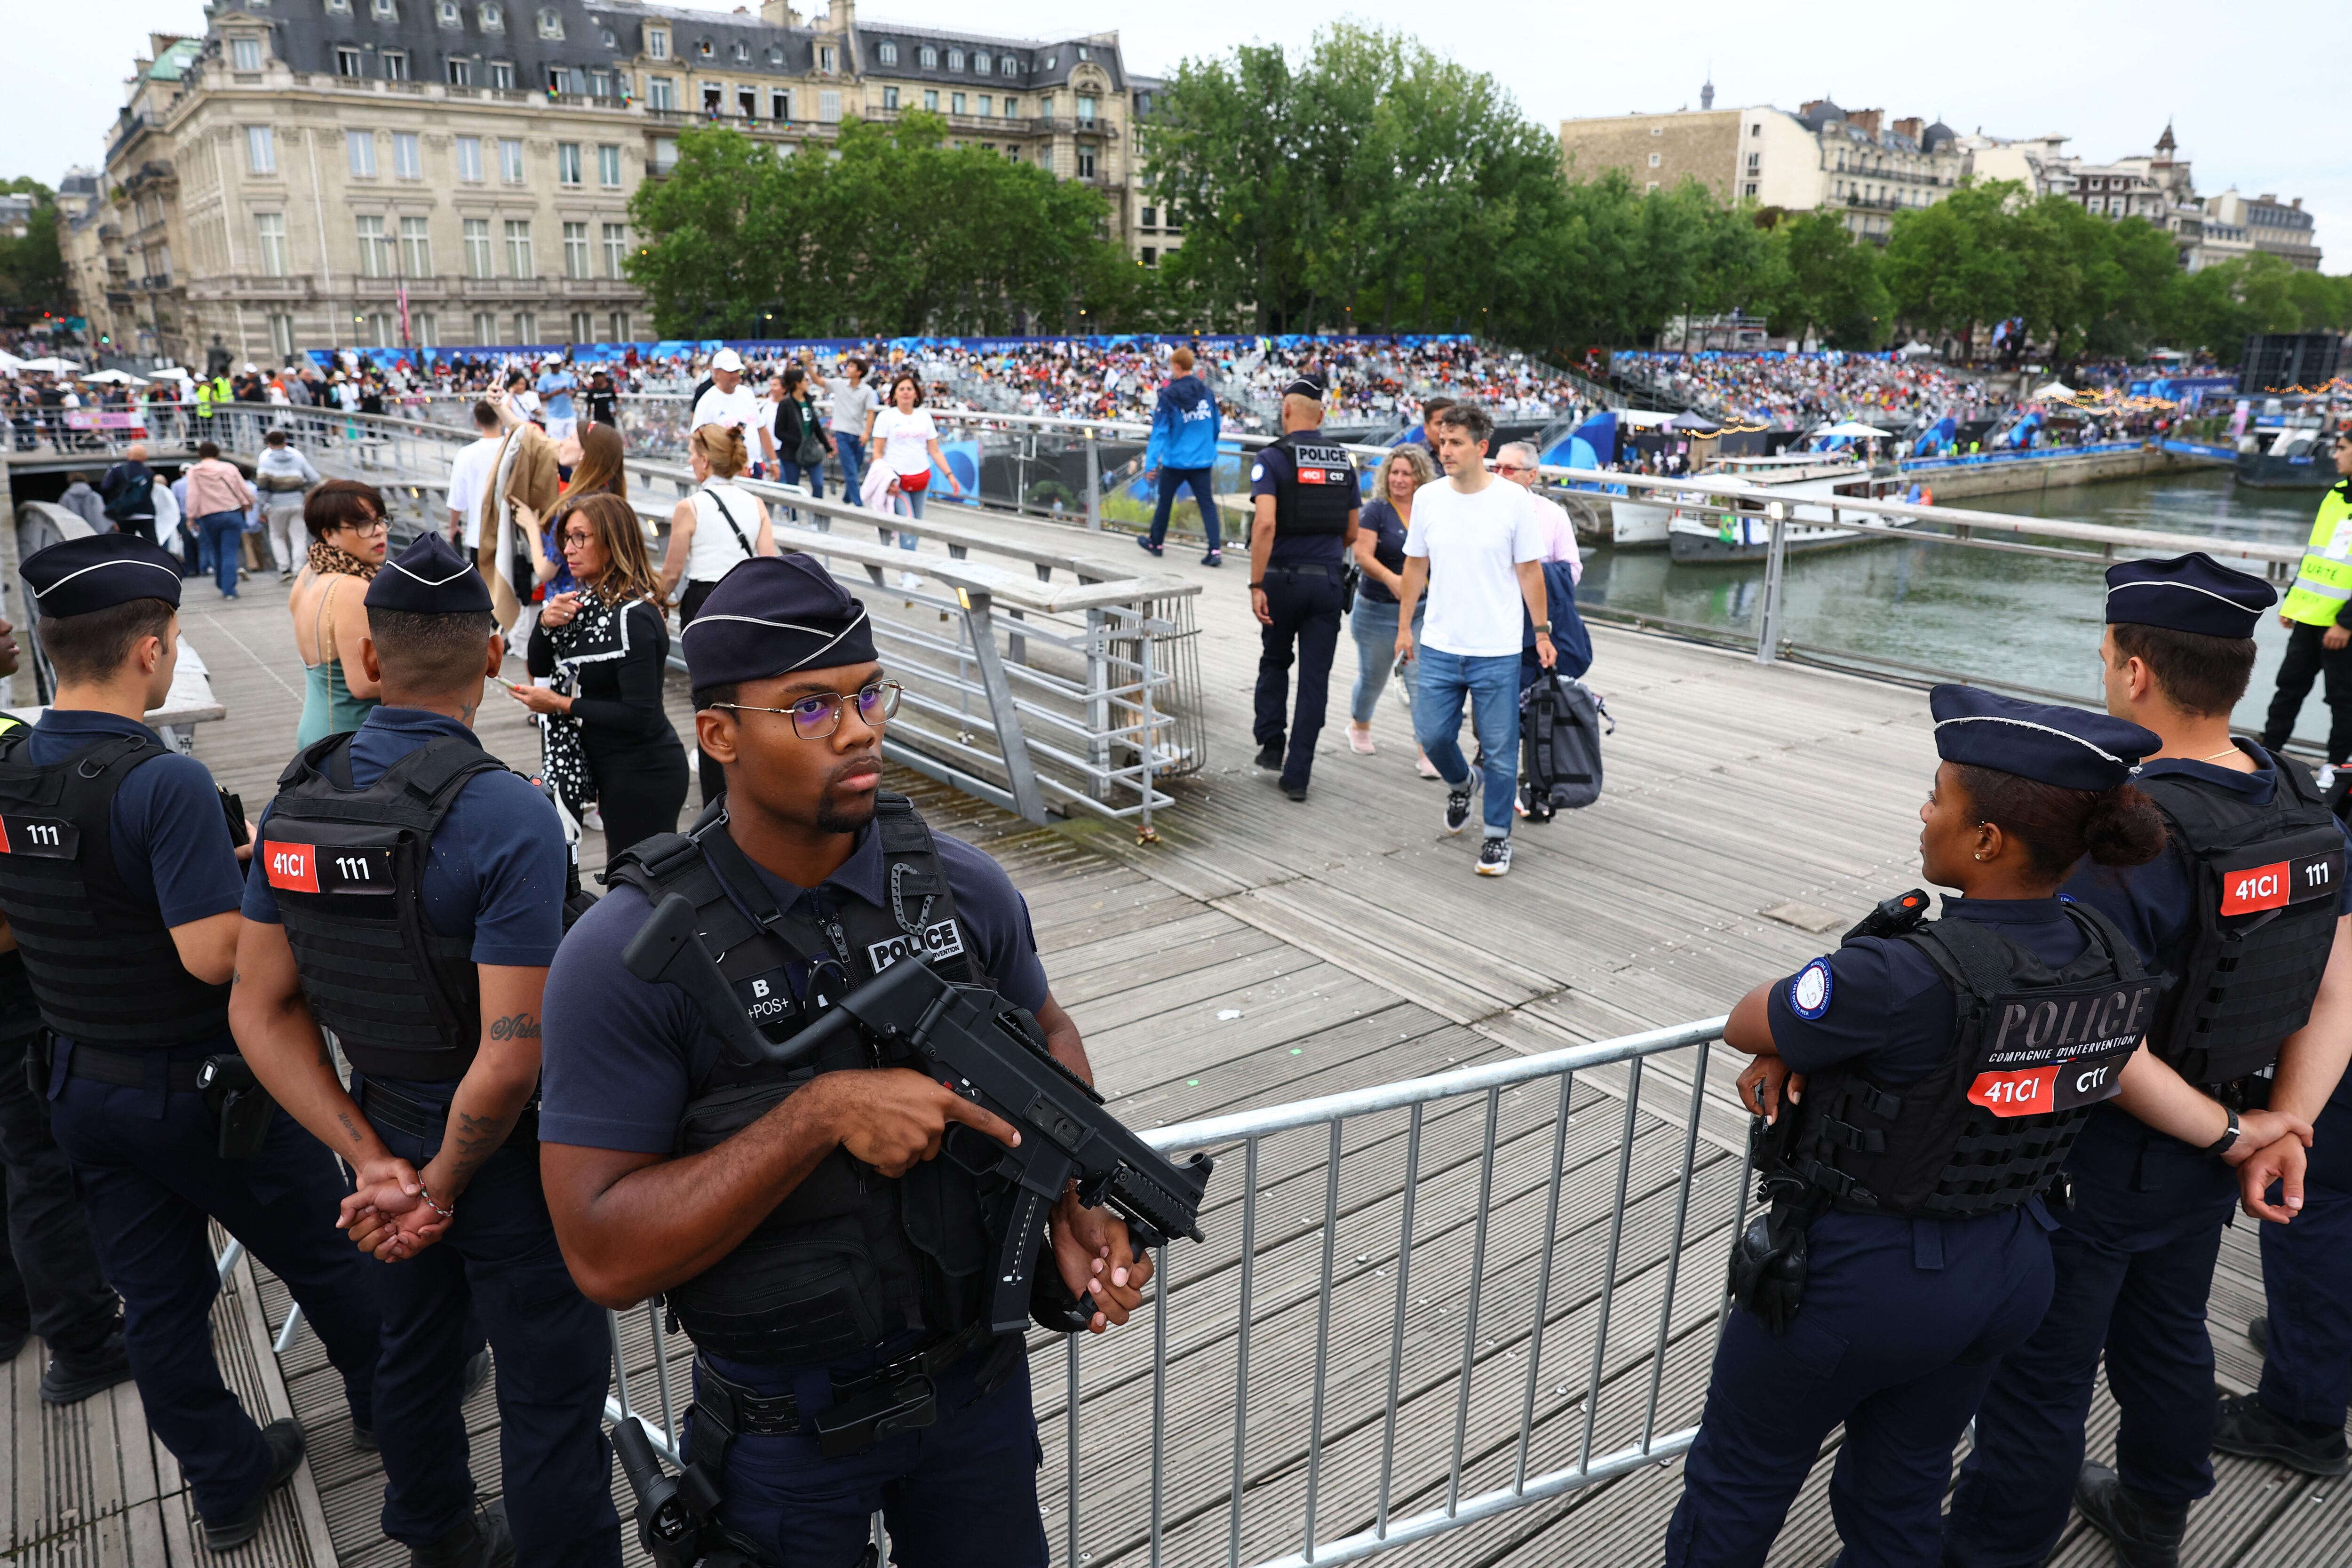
[1787,958,1833,1019]
[866,918,967,974]
[1250,463,1264,482]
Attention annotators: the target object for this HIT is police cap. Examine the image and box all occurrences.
[22,533,183,618]
[681,554,877,687]
[1930,685,2158,793]
[2104,552,2273,640]
[366,532,493,615]
[1281,374,1326,402]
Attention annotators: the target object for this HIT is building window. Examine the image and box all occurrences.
[255,213,288,275]
[479,0,502,27]
[651,137,677,173]
[877,41,898,64]
[536,6,562,40]
[1744,181,1758,198]
[977,94,990,116]
[951,93,964,114]
[356,215,390,278]
[818,45,835,72]
[1040,93,1054,120]
[436,0,461,24]
[589,68,610,96]
[557,142,581,183]
[447,57,472,86]
[231,36,263,70]
[974,51,990,74]
[472,310,496,342]
[394,132,421,178]
[1003,56,1018,77]
[1140,205,1155,227]
[504,219,532,277]
[372,0,398,17]
[463,217,493,276]
[919,46,937,68]
[547,65,568,94]
[456,135,483,181]
[1747,151,1760,171]
[349,132,378,178]
[414,311,436,346]
[608,310,629,341]
[1142,246,1156,267]
[1004,96,1017,117]
[1077,95,1097,123]
[563,222,589,278]
[400,215,431,274]
[602,222,627,277]
[922,89,938,111]
[499,137,524,182]
[269,312,296,357]
[731,41,748,63]
[1042,53,1056,69]
[947,49,963,71]
[649,76,675,110]
[646,27,667,59]
[336,46,364,76]
[771,89,790,120]
[382,50,408,80]
[1077,147,1096,178]
[246,125,277,174]
[818,89,840,122]
[489,59,514,89]
[570,310,594,342]
[327,0,351,13]
[738,87,756,119]
[597,143,622,185]
[882,85,898,111]
[703,84,722,117]
[515,311,537,345]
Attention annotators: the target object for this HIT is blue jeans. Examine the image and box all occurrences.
[1149,467,1221,553]
[777,459,824,501]
[1413,646,1520,836]
[1346,597,1422,725]
[833,432,866,504]
[197,510,244,596]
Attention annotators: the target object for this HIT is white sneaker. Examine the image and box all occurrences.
[582,804,604,833]
[1475,837,1513,876]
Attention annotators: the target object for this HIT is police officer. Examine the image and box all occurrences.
[230,531,620,1568]
[537,555,1152,1565]
[2261,438,2352,763]
[1945,555,2352,1568]
[0,534,383,1551]
[1669,685,2222,1567]
[0,607,130,1409]
[1248,375,1360,802]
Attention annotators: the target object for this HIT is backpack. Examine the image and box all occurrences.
[101,464,152,521]
[1519,673,1613,819]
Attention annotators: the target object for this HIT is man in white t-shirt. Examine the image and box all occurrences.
[445,399,505,549]
[1395,404,1555,877]
[689,348,775,471]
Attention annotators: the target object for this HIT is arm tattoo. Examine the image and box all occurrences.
[487,1012,541,1041]
[443,1109,516,1188]
[335,1111,365,1148]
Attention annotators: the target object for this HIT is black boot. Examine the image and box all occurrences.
[1253,740,1284,771]
[2213,1389,2351,1477]
[411,1501,516,1568]
[2074,1461,2187,1568]
[201,1418,306,1552]
[40,1324,133,1406]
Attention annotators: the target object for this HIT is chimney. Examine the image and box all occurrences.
[1891,116,1922,142]
[2291,197,2303,209]
[759,0,796,21]
[1800,99,1826,119]
[1847,108,1882,136]
[2260,192,2276,203]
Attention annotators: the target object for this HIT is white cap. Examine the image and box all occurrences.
[711,348,745,373]
[243,362,257,372]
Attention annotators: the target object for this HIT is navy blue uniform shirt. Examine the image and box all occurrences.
[2061,743,2352,971]
[1768,897,2091,1085]
[1357,498,1407,605]
[539,821,1048,1154]
[1250,440,1348,565]
[242,708,570,1090]
[29,709,246,930]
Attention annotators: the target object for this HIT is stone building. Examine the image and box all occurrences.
[2205,189,2322,271]
[63,0,1170,367]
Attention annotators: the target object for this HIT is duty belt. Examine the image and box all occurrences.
[358,1077,540,1148]
[64,1043,211,1093]
[1264,561,1346,581]
[686,1322,1005,1466]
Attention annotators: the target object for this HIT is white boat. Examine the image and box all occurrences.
[1664,454,1911,564]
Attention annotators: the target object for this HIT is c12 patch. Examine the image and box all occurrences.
[1787,958,1834,1020]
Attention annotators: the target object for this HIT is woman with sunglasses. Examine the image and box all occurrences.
[508,492,689,857]
[289,479,390,747]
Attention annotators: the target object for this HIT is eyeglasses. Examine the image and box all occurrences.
[1493,462,1534,476]
[340,516,389,536]
[709,680,903,740]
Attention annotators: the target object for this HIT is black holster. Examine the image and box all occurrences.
[199,1055,276,1161]
[1727,1115,1826,1334]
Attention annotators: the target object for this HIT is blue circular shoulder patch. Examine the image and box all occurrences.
[1787,958,1834,1020]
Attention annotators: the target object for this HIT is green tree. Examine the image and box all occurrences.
[1761,211,1889,349]
[0,176,67,318]
[1882,181,2024,358]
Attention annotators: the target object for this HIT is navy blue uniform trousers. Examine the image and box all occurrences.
[0,1033,117,1353]
[361,1078,620,1565]
[2257,1073,2352,1427]
[699,1341,1048,1567]
[1253,566,1345,791]
[46,1041,382,1522]
[1666,1207,2053,1568]
[1944,1108,2239,1568]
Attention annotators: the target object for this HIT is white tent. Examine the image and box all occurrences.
[18,356,81,374]
[2032,380,2075,401]
[149,365,194,380]
[0,349,26,374]
[1898,341,1938,358]
[1814,421,1894,439]
[81,368,146,385]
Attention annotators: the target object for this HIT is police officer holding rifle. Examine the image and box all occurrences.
[537,555,1162,1566]
[1946,555,2352,1568]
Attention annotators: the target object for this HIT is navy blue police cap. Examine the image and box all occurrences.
[2104,552,2273,639]
[1929,685,2159,793]
[366,532,493,615]
[22,533,183,618]
[681,553,877,688]
[1281,374,1326,402]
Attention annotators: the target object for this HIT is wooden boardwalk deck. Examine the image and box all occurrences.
[3,501,2341,1567]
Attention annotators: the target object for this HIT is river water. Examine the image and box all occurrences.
[1572,469,2322,741]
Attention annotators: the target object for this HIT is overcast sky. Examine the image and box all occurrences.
[13,1,2346,271]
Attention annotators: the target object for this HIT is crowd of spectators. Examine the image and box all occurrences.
[1612,351,2003,436]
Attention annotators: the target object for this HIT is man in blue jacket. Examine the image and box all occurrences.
[1139,346,1224,566]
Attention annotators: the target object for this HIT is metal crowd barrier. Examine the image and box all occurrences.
[597,1013,1740,1566]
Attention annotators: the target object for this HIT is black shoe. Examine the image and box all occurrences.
[1254,740,1284,771]
[41,1327,133,1406]
[2249,1315,2269,1357]
[2212,1389,2351,1476]
[1281,781,1308,802]
[1476,837,1514,876]
[2073,1461,2187,1568]
[201,1418,306,1552]
[1136,534,1162,557]
[356,1347,489,1451]
[410,1501,516,1568]
[1443,782,1475,835]
[1202,550,1223,567]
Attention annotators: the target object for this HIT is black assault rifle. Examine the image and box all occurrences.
[621,892,1214,1336]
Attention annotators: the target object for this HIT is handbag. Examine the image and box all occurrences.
[795,401,828,468]
[898,466,930,493]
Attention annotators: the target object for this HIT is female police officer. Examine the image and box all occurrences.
[1663,685,2309,1568]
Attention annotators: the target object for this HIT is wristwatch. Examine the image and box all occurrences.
[1532,621,1552,635]
[2204,1106,2241,1157]
[1248,580,1266,589]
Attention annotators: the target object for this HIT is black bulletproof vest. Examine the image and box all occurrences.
[1775,904,2158,1218]
[0,729,231,1045]
[2140,760,2343,1085]
[1270,430,1356,538]
[259,733,501,1082]
[605,795,1001,1365]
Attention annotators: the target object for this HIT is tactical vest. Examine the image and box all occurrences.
[2139,757,2344,1086]
[1269,430,1356,538]
[2279,482,2352,627]
[1773,903,2158,1218]
[0,729,232,1045]
[605,795,1002,1366]
[257,733,505,1083]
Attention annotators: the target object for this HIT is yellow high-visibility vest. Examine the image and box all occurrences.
[2280,481,2352,627]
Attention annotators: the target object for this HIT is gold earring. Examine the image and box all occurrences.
[1974,851,1989,861]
